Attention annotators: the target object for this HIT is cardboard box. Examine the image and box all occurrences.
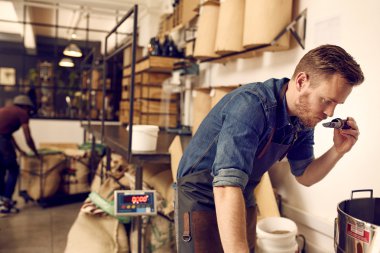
[139,98,179,114]
[121,90,129,100]
[119,111,141,125]
[20,152,67,200]
[91,70,101,89]
[122,77,129,87]
[123,56,176,76]
[123,45,143,67]
[169,136,182,182]
[136,72,171,85]
[140,113,178,128]
[119,100,142,111]
[254,172,280,219]
[39,143,78,150]
[141,85,178,100]
[62,156,90,195]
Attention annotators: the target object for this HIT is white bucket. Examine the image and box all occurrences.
[256,217,298,253]
[126,125,159,152]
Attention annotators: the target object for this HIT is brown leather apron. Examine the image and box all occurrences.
[176,138,291,253]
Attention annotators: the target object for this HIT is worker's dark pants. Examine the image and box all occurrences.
[0,135,20,200]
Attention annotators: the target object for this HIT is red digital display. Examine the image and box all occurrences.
[124,195,149,204]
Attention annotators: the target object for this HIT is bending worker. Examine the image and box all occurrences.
[0,95,39,214]
[176,45,364,253]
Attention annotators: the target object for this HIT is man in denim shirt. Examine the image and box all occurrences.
[176,45,364,253]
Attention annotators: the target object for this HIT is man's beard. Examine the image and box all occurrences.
[296,95,319,128]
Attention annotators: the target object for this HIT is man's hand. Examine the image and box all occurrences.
[34,152,42,160]
[333,116,359,154]
[296,117,360,187]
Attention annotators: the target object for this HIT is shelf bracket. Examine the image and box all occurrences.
[271,8,307,50]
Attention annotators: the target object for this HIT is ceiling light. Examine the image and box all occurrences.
[59,58,74,68]
[63,43,82,57]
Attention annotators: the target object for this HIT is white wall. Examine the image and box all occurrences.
[201,0,380,252]
[13,119,84,150]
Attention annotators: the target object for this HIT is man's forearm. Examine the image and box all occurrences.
[296,146,344,186]
[214,186,249,253]
[22,124,39,156]
[11,136,22,152]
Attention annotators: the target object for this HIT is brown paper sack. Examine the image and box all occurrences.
[214,0,245,54]
[243,0,293,50]
[192,88,212,134]
[193,2,220,59]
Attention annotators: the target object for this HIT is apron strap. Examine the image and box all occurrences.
[257,81,288,159]
[182,212,192,242]
[257,127,275,159]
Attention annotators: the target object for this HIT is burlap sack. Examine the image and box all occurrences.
[91,153,130,194]
[129,191,176,253]
[127,164,176,253]
[64,153,130,253]
[68,153,176,253]
[143,168,174,216]
[64,212,129,253]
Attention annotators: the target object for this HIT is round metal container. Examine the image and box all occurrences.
[335,190,380,253]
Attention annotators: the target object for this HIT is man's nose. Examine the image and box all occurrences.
[324,104,336,117]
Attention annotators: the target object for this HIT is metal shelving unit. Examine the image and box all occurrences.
[87,5,147,253]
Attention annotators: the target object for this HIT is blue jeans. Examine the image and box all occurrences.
[0,135,20,200]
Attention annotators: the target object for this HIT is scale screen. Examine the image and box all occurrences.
[114,190,157,216]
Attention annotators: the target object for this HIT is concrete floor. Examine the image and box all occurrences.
[0,201,82,253]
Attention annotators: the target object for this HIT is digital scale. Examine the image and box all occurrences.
[114,190,157,216]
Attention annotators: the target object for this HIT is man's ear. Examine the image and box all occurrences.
[295,72,308,91]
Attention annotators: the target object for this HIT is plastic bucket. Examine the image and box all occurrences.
[126,125,159,151]
[256,217,298,253]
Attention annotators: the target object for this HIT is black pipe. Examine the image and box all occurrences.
[0,18,128,35]
[127,5,138,163]
[105,7,135,40]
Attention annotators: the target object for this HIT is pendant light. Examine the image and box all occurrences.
[63,43,82,57]
[58,57,74,67]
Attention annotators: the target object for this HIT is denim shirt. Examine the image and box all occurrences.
[178,78,315,190]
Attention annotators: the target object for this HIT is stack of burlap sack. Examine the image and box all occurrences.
[65,153,176,253]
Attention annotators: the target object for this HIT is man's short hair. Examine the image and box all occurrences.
[292,45,364,86]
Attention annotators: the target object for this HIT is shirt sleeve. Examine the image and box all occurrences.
[287,129,315,176]
[211,91,267,190]
[18,109,29,125]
